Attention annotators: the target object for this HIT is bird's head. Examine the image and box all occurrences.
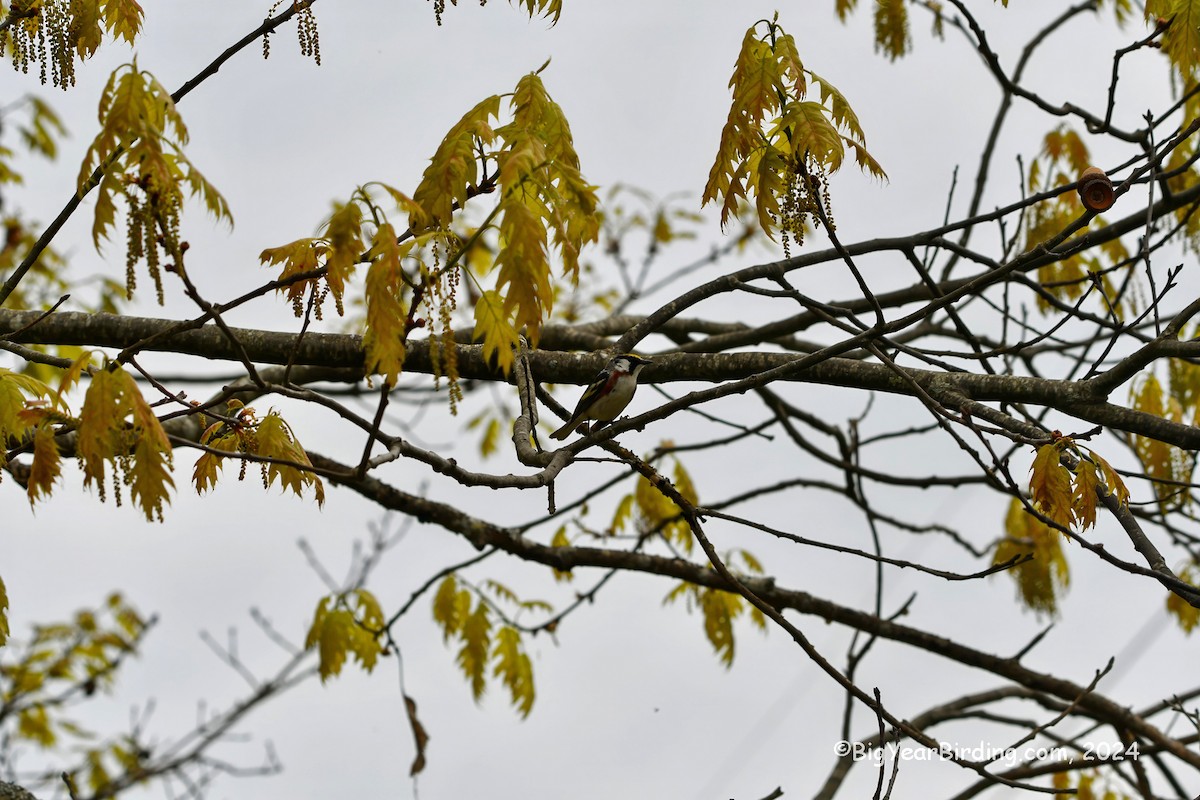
[610,353,653,376]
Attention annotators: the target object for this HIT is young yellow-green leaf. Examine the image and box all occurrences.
[255,411,325,506]
[549,525,573,582]
[18,705,55,747]
[1169,351,1200,412]
[0,369,52,469]
[673,458,699,511]
[432,575,463,641]
[873,0,911,60]
[663,581,750,666]
[1158,0,1200,80]
[306,601,351,682]
[349,589,385,650]
[0,574,8,646]
[1166,565,1200,634]
[785,102,845,168]
[491,625,535,717]
[304,591,385,682]
[1088,449,1131,507]
[994,497,1071,616]
[663,580,694,608]
[1071,460,1101,531]
[701,589,742,667]
[79,60,187,203]
[27,423,63,507]
[191,426,239,495]
[123,369,174,522]
[479,415,502,458]
[634,457,700,550]
[482,579,519,606]
[19,97,67,160]
[260,237,329,315]
[473,289,520,374]
[412,95,501,230]
[192,450,221,495]
[376,183,429,230]
[809,72,865,142]
[1043,125,1091,176]
[128,431,174,523]
[494,196,551,341]
[703,18,883,240]
[510,0,562,23]
[363,224,411,387]
[609,493,635,535]
[635,472,688,550]
[181,162,232,223]
[495,71,599,283]
[457,601,492,700]
[78,60,228,304]
[1029,441,1074,529]
[322,200,365,312]
[1129,374,1192,510]
[733,548,764,575]
[76,364,175,519]
[101,0,146,45]
[56,350,94,404]
[77,367,125,493]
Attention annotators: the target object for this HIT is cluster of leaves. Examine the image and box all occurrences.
[1026,437,1129,533]
[1052,767,1136,800]
[608,455,768,664]
[0,577,7,646]
[1165,562,1200,633]
[703,15,885,254]
[0,593,145,754]
[833,0,912,59]
[263,69,597,387]
[261,196,465,404]
[2,595,152,797]
[995,440,1129,616]
[0,94,64,186]
[461,72,599,373]
[75,357,174,521]
[80,60,231,304]
[431,574,544,717]
[993,497,1071,617]
[193,400,325,506]
[1147,0,1200,82]
[1025,126,1132,315]
[835,0,1135,59]
[663,550,767,667]
[0,366,59,495]
[304,589,386,682]
[1128,367,1199,510]
[610,454,699,551]
[3,360,323,523]
[1,0,143,90]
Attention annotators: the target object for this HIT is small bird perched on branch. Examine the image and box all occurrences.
[550,354,653,440]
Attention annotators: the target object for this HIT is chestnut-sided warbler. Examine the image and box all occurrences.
[550,354,653,440]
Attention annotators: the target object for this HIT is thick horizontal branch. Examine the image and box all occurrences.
[2,309,1196,450]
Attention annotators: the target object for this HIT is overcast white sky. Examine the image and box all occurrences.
[3,2,1196,799]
